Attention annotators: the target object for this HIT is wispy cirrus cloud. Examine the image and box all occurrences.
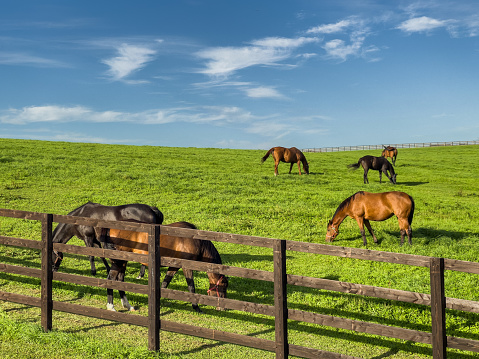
[196,36,319,78]
[306,17,380,62]
[0,105,258,126]
[102,42,159,82]
[397,16,451,33]
[0,52,69,67]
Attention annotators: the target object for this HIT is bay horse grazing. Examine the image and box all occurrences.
[348,155,396,184]
[261,146,309,176]
[52,202,163,275]
[326,191,414,246]
[381,146,398,166]
[103,221,228,313]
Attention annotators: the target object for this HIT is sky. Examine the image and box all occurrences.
[1,1,478,150]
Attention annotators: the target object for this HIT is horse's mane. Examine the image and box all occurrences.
[333,191,364,217]
[67,201,98,216]
[201,240,222,265]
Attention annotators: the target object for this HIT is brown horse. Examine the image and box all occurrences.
[325,191,414,246]
[261,146,309,176]
[381,146,398,166]
[348,155,396,184]
[103,221,228,313]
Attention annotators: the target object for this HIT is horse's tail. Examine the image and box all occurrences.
[347,160,361,170]
[408,196,415,225]
[261,148,274,163]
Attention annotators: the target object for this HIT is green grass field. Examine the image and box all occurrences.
[1,139,479,358]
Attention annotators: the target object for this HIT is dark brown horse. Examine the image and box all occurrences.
[325,191,414,246]
[381,146,398,165]
[261,146,309,176]
[103,221,228,313]
[348,155,396,184]
[52,202,163,275]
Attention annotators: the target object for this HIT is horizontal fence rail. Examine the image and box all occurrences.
[1,208,479,358]
[302,140,479,153]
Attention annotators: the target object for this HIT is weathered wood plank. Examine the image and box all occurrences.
[444,258,479,274]
[430,257,446,359]
[0,290,41,307]
[0,208,44,221]
[148,224,161,351]
[447,336,479,353]
[288,308,432,344]
[52,214,152,232]
[41,213,53,332]
[287,241,431,267]
[52,301,148,327]
[53,242,148,264]
[274,239,288,358]
[0,235,42,249]
[159,225,276,248]
[160,319,276,352]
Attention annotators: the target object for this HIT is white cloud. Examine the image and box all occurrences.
[397,16,449,33]
[244,86,285,99]
[0,105,258,126]
[0,52,68,67]
[196,36,318,78]
[102,43,157,81]
[307,19,355,34]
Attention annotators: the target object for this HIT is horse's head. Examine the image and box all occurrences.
[325,220,339,242]
[304,161,310,174]
[208,275,228,310]
[390,174,397,184]
[52,250,63,272]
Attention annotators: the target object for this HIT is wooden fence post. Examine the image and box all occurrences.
[148,224,161,351]
[430,257,446,359]
[41,213,53,332]
[273,239,288,358]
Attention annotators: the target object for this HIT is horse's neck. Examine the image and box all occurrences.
[332,207,349,227]
[52,223,75,244]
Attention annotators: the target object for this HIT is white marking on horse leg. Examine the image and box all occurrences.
[107,303,116,311]
[121,297,135,311]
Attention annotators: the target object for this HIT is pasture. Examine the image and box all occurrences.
[0,139,479,358]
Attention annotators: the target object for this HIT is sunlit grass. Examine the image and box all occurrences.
[1,139,479,358]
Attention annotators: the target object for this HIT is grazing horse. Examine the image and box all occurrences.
[381,146,398,166]
[103,221,228,313]
[348,155,396,184]
[261,146,309,176]
[52,202,163,275]
[326,191,414,246]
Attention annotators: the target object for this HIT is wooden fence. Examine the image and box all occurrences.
[302,140,479,153]
[1,208,479,358]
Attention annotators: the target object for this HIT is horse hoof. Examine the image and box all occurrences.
[128,306,136,312]
[106,304,116,312]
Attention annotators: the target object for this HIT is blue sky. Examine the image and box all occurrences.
[1,1,478,149]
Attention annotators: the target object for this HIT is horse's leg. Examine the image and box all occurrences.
[106,263,120,311]
[137,264,147,279]
[183,268,202,313]
[363,168,369,184]
[117,268,135,311]
[296,161,302,175]
[354,218,368,245]
[289,162,294,174]
[274,160,279,176]
[379,170,383,183]
[398,218,412,246]
[363,220,378,244]
[92,237,111,274]
[83,235,98,275]
[161,267,179,289]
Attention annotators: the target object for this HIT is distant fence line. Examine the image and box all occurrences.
[302,140,479,153]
